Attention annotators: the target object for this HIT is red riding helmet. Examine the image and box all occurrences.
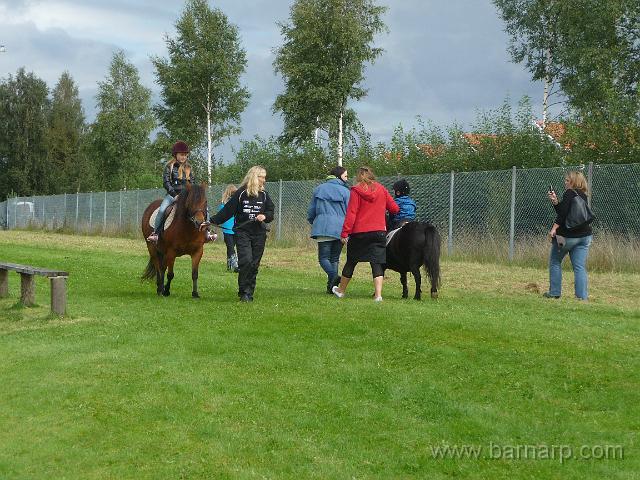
[172,141,190,156]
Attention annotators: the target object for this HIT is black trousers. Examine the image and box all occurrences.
[235,229,267,297]
[223,233,236,258]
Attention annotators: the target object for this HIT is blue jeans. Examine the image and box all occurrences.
[548,235,592,299]
[154,194,175,231]
[318,239,343,284]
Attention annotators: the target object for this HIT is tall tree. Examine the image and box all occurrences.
[493,0,639,125]
[153,0,250,184]
[46,71,86,193]
[0,68,50,198]
[273,0,387,165]
[87,50,155,191]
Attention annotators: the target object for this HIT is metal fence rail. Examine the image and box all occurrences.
[2,163,639,259]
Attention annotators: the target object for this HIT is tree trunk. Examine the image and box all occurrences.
[206,108,212,185]
[542,48,551,128]
[337,109,344,167]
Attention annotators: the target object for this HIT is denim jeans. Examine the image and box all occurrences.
[154,194,175,231]
[317,239,343,284]
[548,235,592,299]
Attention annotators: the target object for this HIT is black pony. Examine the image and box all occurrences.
[384,221,441,300]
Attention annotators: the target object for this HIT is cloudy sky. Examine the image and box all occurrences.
[0,0,545,161]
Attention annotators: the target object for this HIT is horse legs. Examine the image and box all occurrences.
[155,252,165,296]
[411,267,422,300]
[191,247,203,298]
[400,272,409,299]
[163,253,176,297]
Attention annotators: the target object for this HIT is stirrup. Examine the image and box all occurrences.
[146,232,159,243]
[205,232,217,243]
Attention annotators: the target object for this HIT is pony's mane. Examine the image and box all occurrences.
[176,183,207,216]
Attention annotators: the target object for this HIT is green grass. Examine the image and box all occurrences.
[0,231,639,479]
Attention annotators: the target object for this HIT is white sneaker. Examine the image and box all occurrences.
[332,286,344,298]
[374,296,383,302]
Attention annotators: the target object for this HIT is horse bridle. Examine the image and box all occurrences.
[188,202,208,229]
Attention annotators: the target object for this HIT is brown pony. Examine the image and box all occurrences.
[141,183,209,297]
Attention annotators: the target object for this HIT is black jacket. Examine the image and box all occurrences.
[212,186,275,234]
[554,189,593,237]
[163,162,195,197]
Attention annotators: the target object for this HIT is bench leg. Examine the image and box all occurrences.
[0,269,7,298]
[50,276,67,316]
[20,273,35,306]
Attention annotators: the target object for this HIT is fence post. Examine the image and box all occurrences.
[136,190,139,230]
[119,190,122,230]
[103,191,107,232]
[63,193,67,228]
[448,170,455,255]
[587,161,593,208]
[75,193,79,231]
[42,196,46,229]
[89,192,93,231]
[277,179,283,241]
[5,197,9,230]
[509,166,517,261]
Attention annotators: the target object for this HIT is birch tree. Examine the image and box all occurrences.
[153,0,249,184]
[273,0,387,166]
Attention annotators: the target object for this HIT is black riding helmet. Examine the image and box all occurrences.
[393,179,410,196]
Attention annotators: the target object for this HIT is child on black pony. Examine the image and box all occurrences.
[388,179,417,230]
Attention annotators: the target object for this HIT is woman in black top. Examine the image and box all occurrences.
[212,166,275,302]
[545,170,593,300]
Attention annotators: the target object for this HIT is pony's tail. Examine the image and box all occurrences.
[422,223,441,289]
[141,256,157,281]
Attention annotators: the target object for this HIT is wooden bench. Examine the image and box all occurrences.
[0,262,69,315]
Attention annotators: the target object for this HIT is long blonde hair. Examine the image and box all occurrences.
[241,166,266,197]
[166,157,191,181]
[356,166,376,190]
[221,184,237,203]
[565,171,589,194]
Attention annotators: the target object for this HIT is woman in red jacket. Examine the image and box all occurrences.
[332,166,399,301]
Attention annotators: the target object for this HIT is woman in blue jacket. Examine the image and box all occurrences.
[307,166,351,293]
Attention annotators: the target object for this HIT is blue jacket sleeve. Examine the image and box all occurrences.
[307,193,317,224]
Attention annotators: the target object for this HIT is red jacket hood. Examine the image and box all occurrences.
[352,183,379,202]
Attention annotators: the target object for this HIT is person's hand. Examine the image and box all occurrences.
[547,227,557,241]
[256,214,266,222]
[548,190,558,205]
[341,236,348,245]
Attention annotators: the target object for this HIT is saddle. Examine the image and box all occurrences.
[386,224,403,245]
[149,204,177,230]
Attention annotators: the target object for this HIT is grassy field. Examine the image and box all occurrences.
[0,231,638,479]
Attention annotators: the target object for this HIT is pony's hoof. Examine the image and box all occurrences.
[431,292,439,299]
[192,292,200,298]
[402,293,409,299]
[162,289,170,297]
[413,296,421,301]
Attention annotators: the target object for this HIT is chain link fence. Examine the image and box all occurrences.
[2,163,639,260]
